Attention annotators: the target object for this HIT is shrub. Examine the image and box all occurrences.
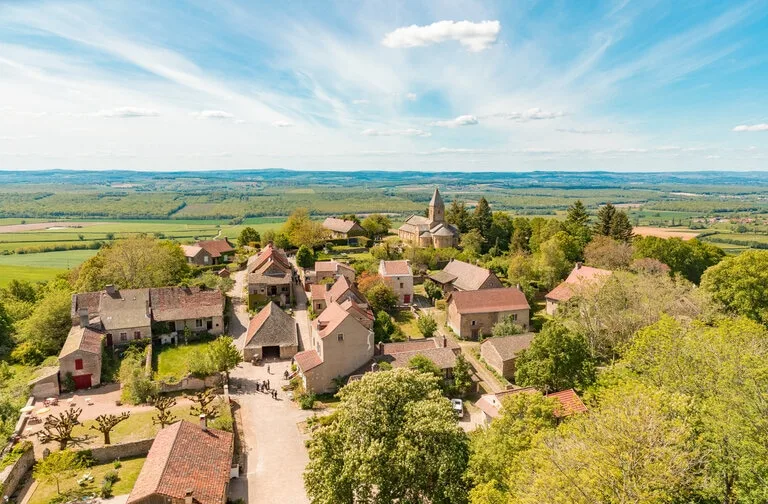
[74,450,96,468]
[100,480,113,499]
[103,470,120,484]
[298,392,316,410]
[113,459,122,469]
[209,399,234,432]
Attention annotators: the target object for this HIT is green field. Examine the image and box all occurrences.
[0,264,66,286]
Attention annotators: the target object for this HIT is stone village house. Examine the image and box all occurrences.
[243,301,299,361]
[246,244,294,308]
[479,333,535,380]
[181,238,236,266]
[379,260,414,305]
[446,287,530,340]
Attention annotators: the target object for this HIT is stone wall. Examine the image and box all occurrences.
[0,444,35,500]
[85,438,154,464]
[158,374,220,393]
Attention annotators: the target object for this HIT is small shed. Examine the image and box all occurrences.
[29,366,61,398]
[480,333,535,379]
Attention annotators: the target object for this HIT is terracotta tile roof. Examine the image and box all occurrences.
[315,260,355,274]
[310,283,328,301]
[247,244,291,273]
[245,302,298,348]
[322,217,365,234]
[294,349,323,372]
[546,264,612,302]
[181,244,205,258]
[480,333,535,361]
[149,287,224,322]
[59,326,103,358]
[327,276,365,305]
[378,347,457,370]
[339,300,374,330]
[126,421,233,504]
[313,302,352,339]
[448,288,530,314]
[379,260,412,276]
[477,387,587,420]
[196,238,235,258]
[442,259,500,291]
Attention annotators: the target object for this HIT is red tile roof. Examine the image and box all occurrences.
[149,287,224,322]
[294,349,323,372]
[196,238,235,258]
[380,260,412,276]
[448,288,530,314]
[546,264,612,302]
[247,244,291,273]
[313,302,352,339]
[477,387,587,420]
[59,326,103,358]
[126,421,233,504]
[547,389,588,417]
[310,283,328,301]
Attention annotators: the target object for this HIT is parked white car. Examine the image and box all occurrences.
[451,398,464,418]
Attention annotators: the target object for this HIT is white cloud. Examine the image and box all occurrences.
[361,128,431,137]
[352,99,369,105]
[556,127,612,135]
[406,93,417,101]
[193,110,234,119]
[733,124,768,132]
[430,115,478,127]
[273,120,294,127]
[494,108,565,121]
[382,20,501,52]
[94,107,159,118]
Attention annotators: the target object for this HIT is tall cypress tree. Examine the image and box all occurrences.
[472,197,493,240]
[610,211,634,242]
[593,203,616,236]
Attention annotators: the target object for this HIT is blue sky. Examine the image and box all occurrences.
[0,0,767,172]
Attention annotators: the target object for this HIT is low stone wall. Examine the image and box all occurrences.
[144,344,153,377]
[0,444,35,500]
[158,374,220,394]
[84,438,154,464]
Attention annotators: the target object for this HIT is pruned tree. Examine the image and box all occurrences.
[189,388,219,419]
[151,395,178,428]
[90,412,130,445]
[37,407,85,450]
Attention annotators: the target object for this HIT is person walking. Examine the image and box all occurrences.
[267,364,271,374]
[266,379,270,390]
[256,381,261,392]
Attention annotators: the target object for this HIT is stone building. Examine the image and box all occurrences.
[398,188,459,248]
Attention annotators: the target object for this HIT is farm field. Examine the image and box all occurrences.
[0,264,66,286]
[632,226,700,240]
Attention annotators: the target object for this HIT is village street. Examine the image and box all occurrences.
[227,269,251,350]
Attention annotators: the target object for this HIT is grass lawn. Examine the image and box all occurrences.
[28,456,146,504]
[0,249,97,268]
[0,264,66,286]
[155,341,212,382]
[72,405,191,447]
[394,310,423,339]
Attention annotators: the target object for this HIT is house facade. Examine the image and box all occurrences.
[58,326,103,390]
[313,260,356,285]
[293,301,374,393]
[428,259,503,293]
[244,301,299,361]
[247,244,294,308]
[309,275,366,315]
[480,333,535,380]
[379,260,414,305]
[447,287,530,339]
[322,217,366,240]
[182,238,236,266]
[397,188,459,249]
[545,263,612,315]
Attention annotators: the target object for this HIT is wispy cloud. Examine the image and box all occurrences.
[430,115,478,127]
[405,93,417,101]
[273,120,294,128]
[95,107,159,118]
[361,128,431,137]
[490,108,565,121]
[382,20,501,52]
[352,99,369,105]
[192,110,234,119]
[557,127,612,134]
[733,123,768,132]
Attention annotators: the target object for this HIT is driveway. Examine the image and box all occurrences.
[228,360,314,504]
[227,269,250,350]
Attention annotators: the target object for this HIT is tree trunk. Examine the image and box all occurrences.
[104,431,111,445]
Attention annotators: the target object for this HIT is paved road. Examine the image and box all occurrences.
[227,269,250,350]
[293,285,312,351]
[228,360,313,504]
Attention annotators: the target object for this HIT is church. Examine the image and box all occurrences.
[398,188,460,249]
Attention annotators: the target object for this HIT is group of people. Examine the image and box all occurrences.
[255,378,278,399]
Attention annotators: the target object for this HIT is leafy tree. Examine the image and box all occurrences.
[609,209,633,242]
[90,412,130,445]
[584,235,633,270]
[75,236,189,291]
[204,336,242,381]
[491,315,524,338]
[533,236,571,290]
[507,383,696,503]
[339,213,360,224]
[460,229,484,257]
[304,368,469,504]
[416,314,437,338]
[296,245,315,269]
[468,392,557,495]
[151,395,178,427]
[593,203,616,237]
[38,407,85,450]
[510,217,532,253]
[373,311,396,344]
[450,353,472,397]
[446,200,471,233]
[189,388,219,419]
[283,208,327,248]
[273,232,291,250]
[260,229,276,247]
[634,236,724,284]
[486,212,514,253]
[118,346,157,405]
[515,320,594,392]
[700,250,768,324]
[361,214,392,239]
[472,197,493,240]
[422,279,443,303]
[33,449,84,495]
[365,282,398,314]
[528,218,562,254]
[13,287,72,362]
[0,299,14,357]
[7,279,37,303]
[408,354,443,381]
[237,226,261,247]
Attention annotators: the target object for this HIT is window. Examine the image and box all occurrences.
[195,319,203,328]
[511,314,518,321]
[75,359,83,370]
[337,333,344,342]
[400,282,404,289]
[471,320,476,326]
[120,332,127,342]
[203,256,209,264]
[134,331,141,339]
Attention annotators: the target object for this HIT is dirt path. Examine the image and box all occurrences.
[227,270,250,350]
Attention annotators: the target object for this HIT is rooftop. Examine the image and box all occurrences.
[149,286,224,322]
[245,301,298,348]
[379,260,412,276]
[546,264,613,302]
[195,238,235,258]
[481,333,535,361]
[442,259,498,291]
[448,288,530,314]
[294,349,323,372]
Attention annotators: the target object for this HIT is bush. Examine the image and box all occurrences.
[74,450,96,468]
[209,399,234,432]
[435,299,447,311]
[100,479,113,499]
[103,470,120,484]
[298,392,316,410]
[113,459,122,469]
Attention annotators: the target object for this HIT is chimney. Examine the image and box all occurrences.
[185,489,194,504]
[442,335,447,348]
[78,308,89,328]
[105,284,116,295]
[516,283,521,291]
[199,414,207,431]
[575,262,582,270]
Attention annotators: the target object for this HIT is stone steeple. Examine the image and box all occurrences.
[428,187,445,224]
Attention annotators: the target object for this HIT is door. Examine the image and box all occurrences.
[403,294,411,304]
[106,333,113,346]
[73,374,92,390]
[207,320,213,330]
[471,329,479,340]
